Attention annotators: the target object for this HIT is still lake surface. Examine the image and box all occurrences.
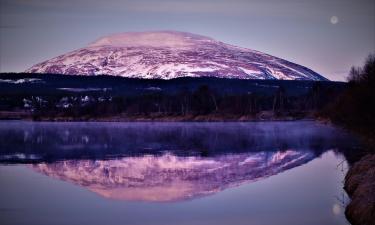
[0,121,360,225]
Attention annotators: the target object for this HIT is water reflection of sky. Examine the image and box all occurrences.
[0,121,355,225]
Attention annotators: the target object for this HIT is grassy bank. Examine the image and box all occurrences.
[344,154,375,225]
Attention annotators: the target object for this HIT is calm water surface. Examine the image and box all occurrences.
[0,121,359,225]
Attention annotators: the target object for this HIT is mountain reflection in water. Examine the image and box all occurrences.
[0,121,360,202]
[32,150,315,202]
[0,121,359,225]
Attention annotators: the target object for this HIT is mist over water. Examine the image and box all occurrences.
[0,121,359,163]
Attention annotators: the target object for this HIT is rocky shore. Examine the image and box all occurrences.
[344,154,375,225]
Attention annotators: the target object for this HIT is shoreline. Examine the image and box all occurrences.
[0,118,317,123]
[0,116,317,123]
[0,110,318,122]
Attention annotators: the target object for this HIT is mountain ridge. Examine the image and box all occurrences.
[26,31,328,81]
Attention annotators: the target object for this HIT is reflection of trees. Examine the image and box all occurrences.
[0,122,361,163]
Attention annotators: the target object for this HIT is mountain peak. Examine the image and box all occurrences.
[88,31,215,48]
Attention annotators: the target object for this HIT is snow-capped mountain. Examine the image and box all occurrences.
[32,150,315,202]
[26,31,327,81]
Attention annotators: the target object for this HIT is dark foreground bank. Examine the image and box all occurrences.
[344,154,375,225]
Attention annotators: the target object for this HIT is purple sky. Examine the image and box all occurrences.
[0,0,374,81]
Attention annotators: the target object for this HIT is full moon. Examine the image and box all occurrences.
[330,16,339,24]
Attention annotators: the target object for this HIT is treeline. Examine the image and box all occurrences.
[323,54,375,149]
[18,82,342,120]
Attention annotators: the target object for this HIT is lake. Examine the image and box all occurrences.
[0,121,360,225]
